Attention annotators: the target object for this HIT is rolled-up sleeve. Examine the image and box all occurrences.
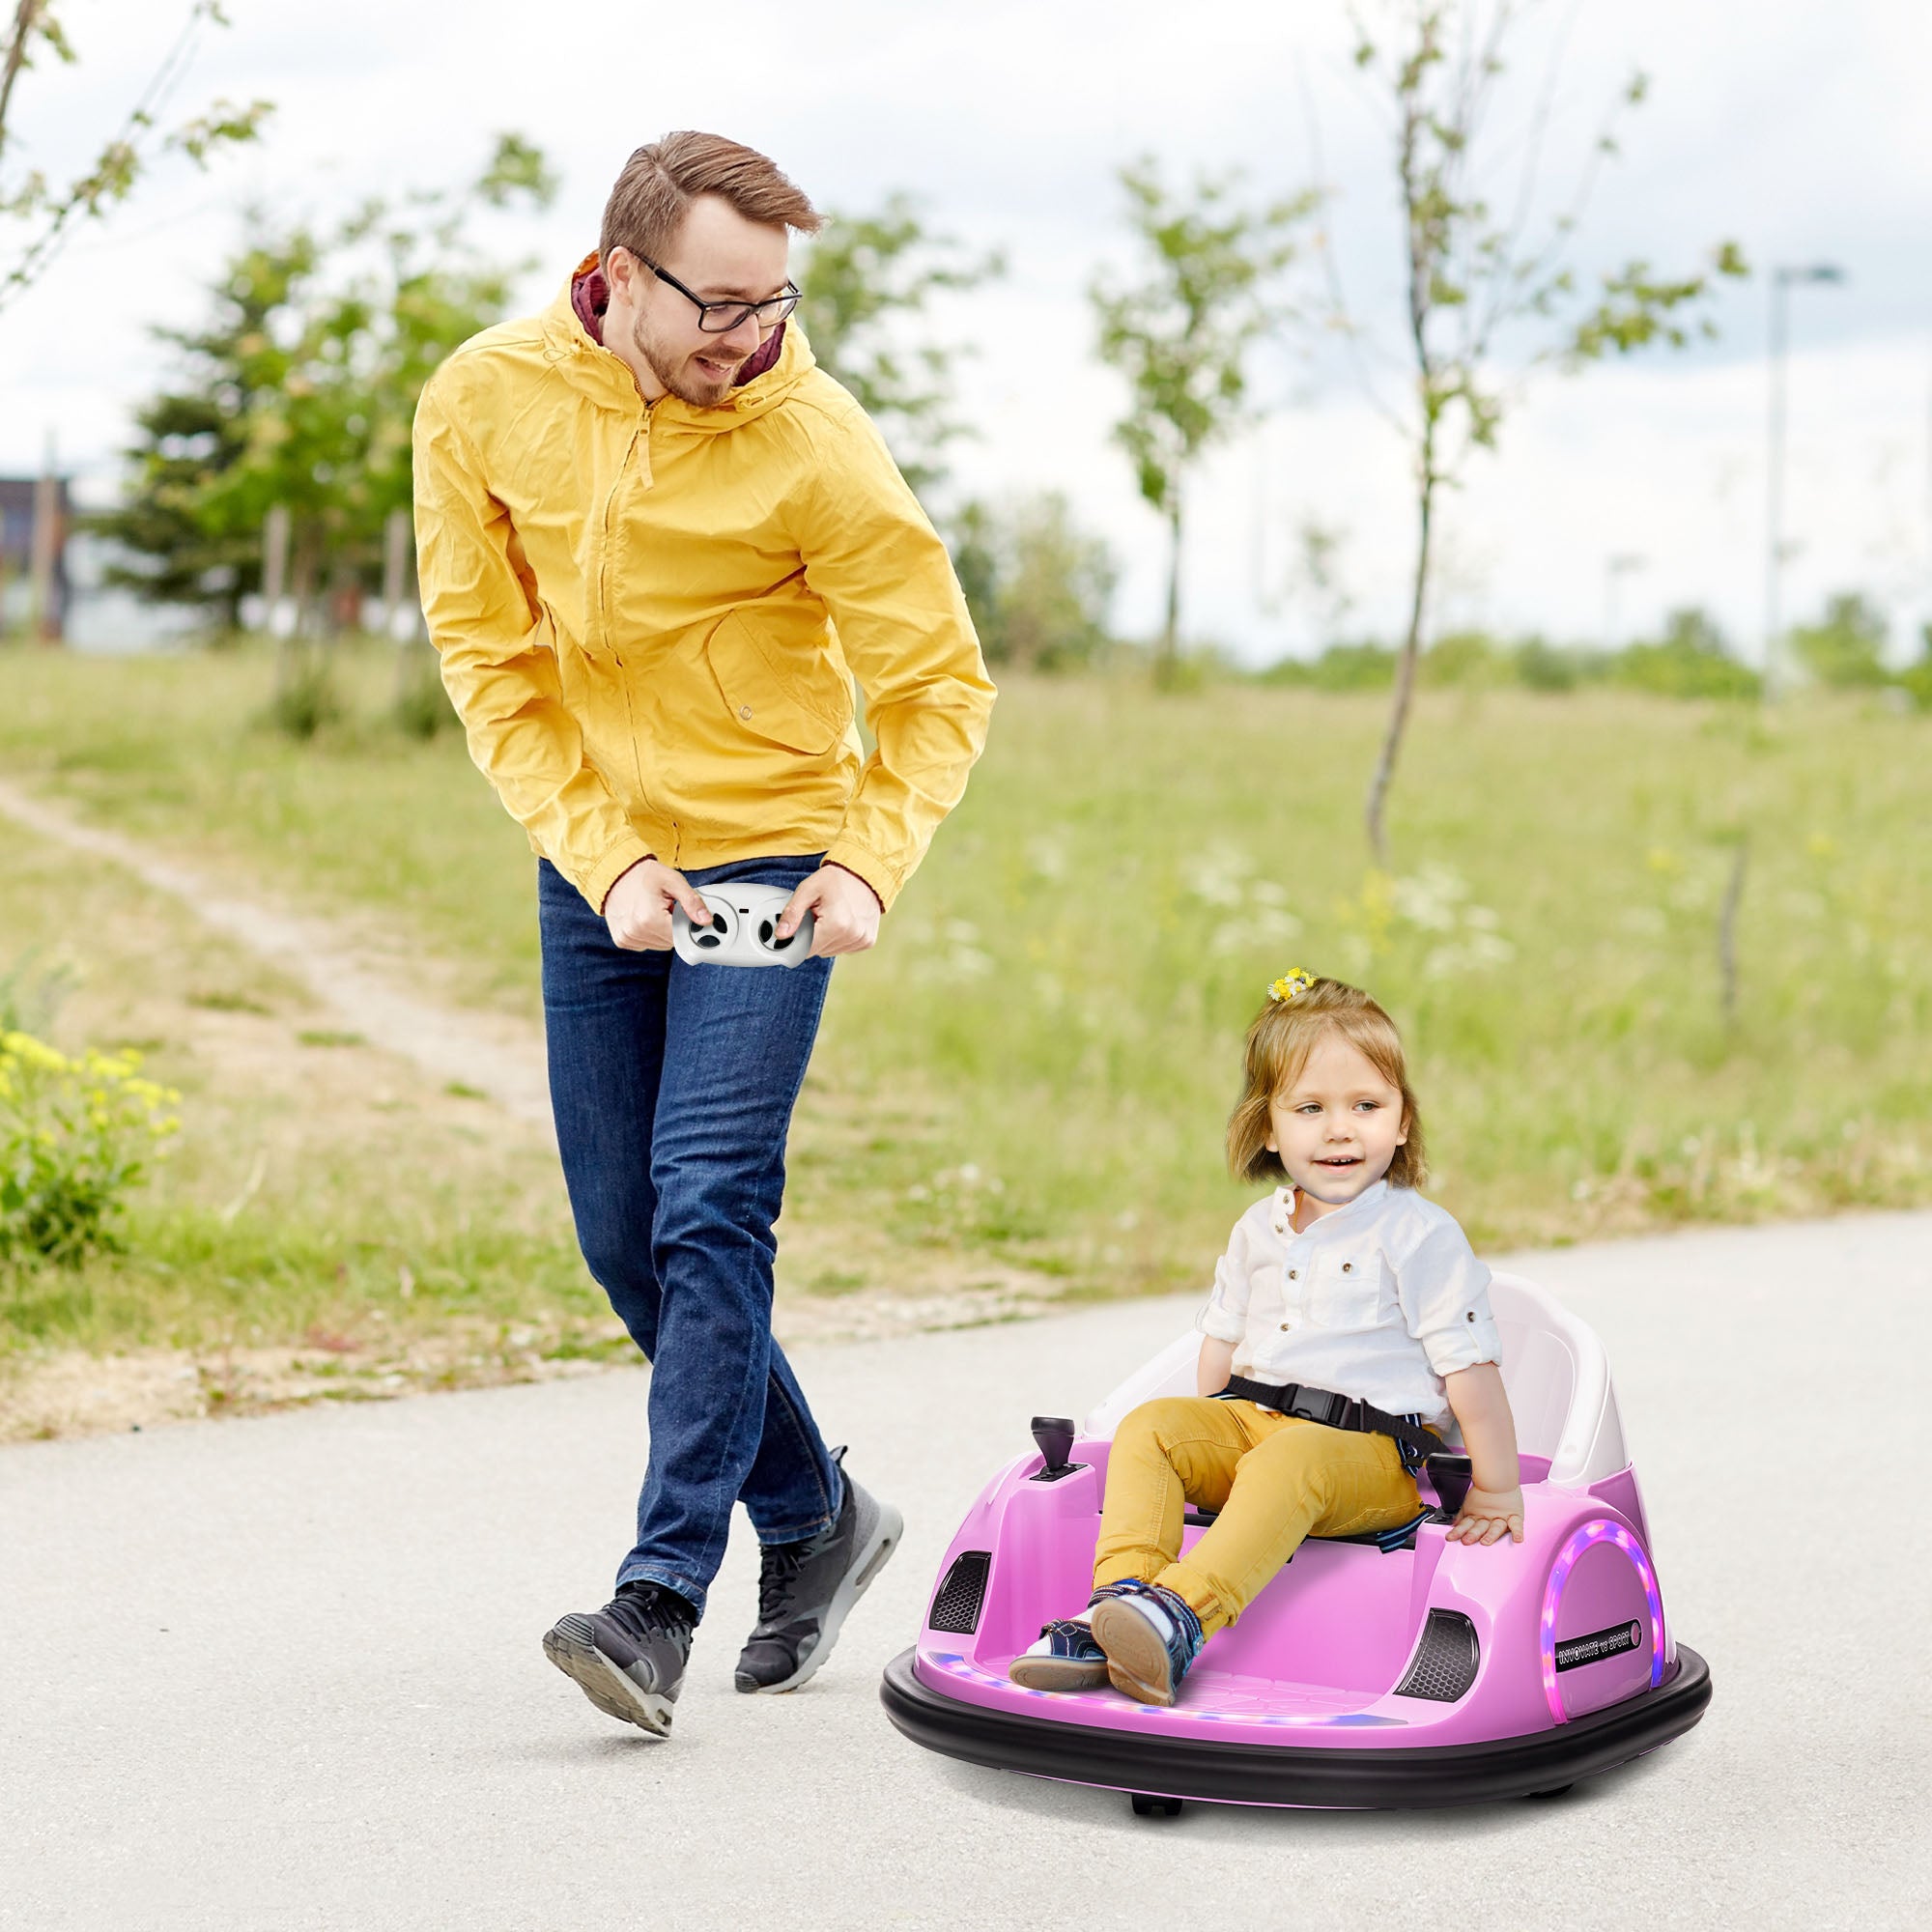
[1396,1220,1504,1378]
[412,375,651,911]
[1196,1219,1255,1346]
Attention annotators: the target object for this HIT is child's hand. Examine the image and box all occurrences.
[1447,1485,1523,1546]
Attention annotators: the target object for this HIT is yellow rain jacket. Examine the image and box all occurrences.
[412,258,994,914]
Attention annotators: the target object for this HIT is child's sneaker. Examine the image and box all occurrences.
[1007,1581,1143,1692]
[1009,1617,1108,1691]
[1090,1578,1206,1707]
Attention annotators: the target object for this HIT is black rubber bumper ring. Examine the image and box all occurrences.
[879,1643,1712,1810]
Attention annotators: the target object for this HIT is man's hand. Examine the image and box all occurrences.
[1446,1485,1525,1546]
[778,864,882,957]
[604,858,713,952]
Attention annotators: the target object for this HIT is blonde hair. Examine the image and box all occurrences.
[1226,977,1428,1188]
[600,132,822,267]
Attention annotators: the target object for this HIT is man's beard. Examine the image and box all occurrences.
[630,313,739,407]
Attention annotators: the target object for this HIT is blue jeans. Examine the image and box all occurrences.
[538,853,844,1618]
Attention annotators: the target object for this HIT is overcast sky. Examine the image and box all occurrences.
[3,0,1929,661]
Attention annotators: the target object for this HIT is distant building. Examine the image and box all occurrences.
[0,474,71,640]
[0,475,203,652]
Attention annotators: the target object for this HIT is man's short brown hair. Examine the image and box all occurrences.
[599,132,822,266]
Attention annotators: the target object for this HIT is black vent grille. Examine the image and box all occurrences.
[1394,1609,1480,1702]
[927,1550,992,1634]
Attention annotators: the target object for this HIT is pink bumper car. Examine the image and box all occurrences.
[882,1273,1711,1814]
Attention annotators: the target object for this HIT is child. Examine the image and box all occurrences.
[1011,970,1525,1707]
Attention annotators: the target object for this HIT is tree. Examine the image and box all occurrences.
[798,192,1002,495]
[1091,157,1315,688]
[94,134,555,631]
[950,493,1118,672]
[1,1,269,312]
[90,222,320,630]
[1341,1,1748,861]
[1789,591,1889,689]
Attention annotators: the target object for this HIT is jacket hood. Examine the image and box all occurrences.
[540,250,817,432]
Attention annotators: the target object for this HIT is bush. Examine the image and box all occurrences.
[392,650,459,739]
[1309,640,1396,691]
[1790,592,1890,689]
[1898,626,1932,712]
[1,1033,181,1267]
[264,645,344,740]
[1615,608,1761,701]
[1515,637,1605,693]
[1421,629,1510,688]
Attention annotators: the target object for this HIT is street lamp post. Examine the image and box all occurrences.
[1765,263,1846,697]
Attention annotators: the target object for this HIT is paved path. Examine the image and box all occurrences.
[4,1213,1927,1931]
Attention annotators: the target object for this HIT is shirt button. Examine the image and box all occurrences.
[1288,1268,1297,1279]
[1466,1311,1476,1321]
[1342,1262,1352,1272]
[739,704,753,720]
[1280,1322,1291,1332]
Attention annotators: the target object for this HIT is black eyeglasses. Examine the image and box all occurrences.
[638,254,801,334]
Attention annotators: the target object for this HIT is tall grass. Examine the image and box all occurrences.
[2,643,1926,1302]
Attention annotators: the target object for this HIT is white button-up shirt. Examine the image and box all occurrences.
[1195,1179,1503,1424]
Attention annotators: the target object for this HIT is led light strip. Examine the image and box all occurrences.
[923,1654,1405,1728]
[1539,1518,1664,1724]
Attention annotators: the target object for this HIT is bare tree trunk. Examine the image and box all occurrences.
[261,501,290,639]
[0,4,49,165]
[1364,61,1441,868]
[384,507,424,707]
[1155,497,1182,690]
[276,520,317,696]
[1364,465,1434,865]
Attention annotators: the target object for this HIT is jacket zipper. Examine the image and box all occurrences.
[597,405,649,655]
[607,402,671,852]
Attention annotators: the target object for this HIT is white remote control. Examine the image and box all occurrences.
[671,880,816,969]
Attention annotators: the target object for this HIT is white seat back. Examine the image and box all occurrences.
[1081,1270,1627,1489]
[1489,1270,1626,1486]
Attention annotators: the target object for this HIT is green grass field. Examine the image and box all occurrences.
[0,802,614,1433]
[2,639,1928,1366]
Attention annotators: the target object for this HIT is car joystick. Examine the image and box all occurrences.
[689,902,733,952]
[1030,1415,1079,1482]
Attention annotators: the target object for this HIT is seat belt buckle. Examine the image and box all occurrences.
[1288,1386,1345,1428]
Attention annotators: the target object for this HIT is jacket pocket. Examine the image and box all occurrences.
[1307,1251,1386,1331]
[703,608,852,754]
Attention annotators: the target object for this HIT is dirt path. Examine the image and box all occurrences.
[0,774,554,1137]
[0,778,1063,1438]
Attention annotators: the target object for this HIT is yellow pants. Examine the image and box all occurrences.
[1093,1397,1424,1637]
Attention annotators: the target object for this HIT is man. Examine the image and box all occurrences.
[412,132,994,1737]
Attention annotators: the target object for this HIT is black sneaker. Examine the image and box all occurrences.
[542,1581,695,1737]
[734,1454,902,1693]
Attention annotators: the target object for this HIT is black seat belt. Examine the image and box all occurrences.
[1217,1374,1450,1469]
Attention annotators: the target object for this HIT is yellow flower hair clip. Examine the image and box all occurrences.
[1267,968,1317,1004]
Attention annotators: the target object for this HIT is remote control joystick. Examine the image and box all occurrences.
[1031,1415,1076,1478]
[671,882,814,969]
